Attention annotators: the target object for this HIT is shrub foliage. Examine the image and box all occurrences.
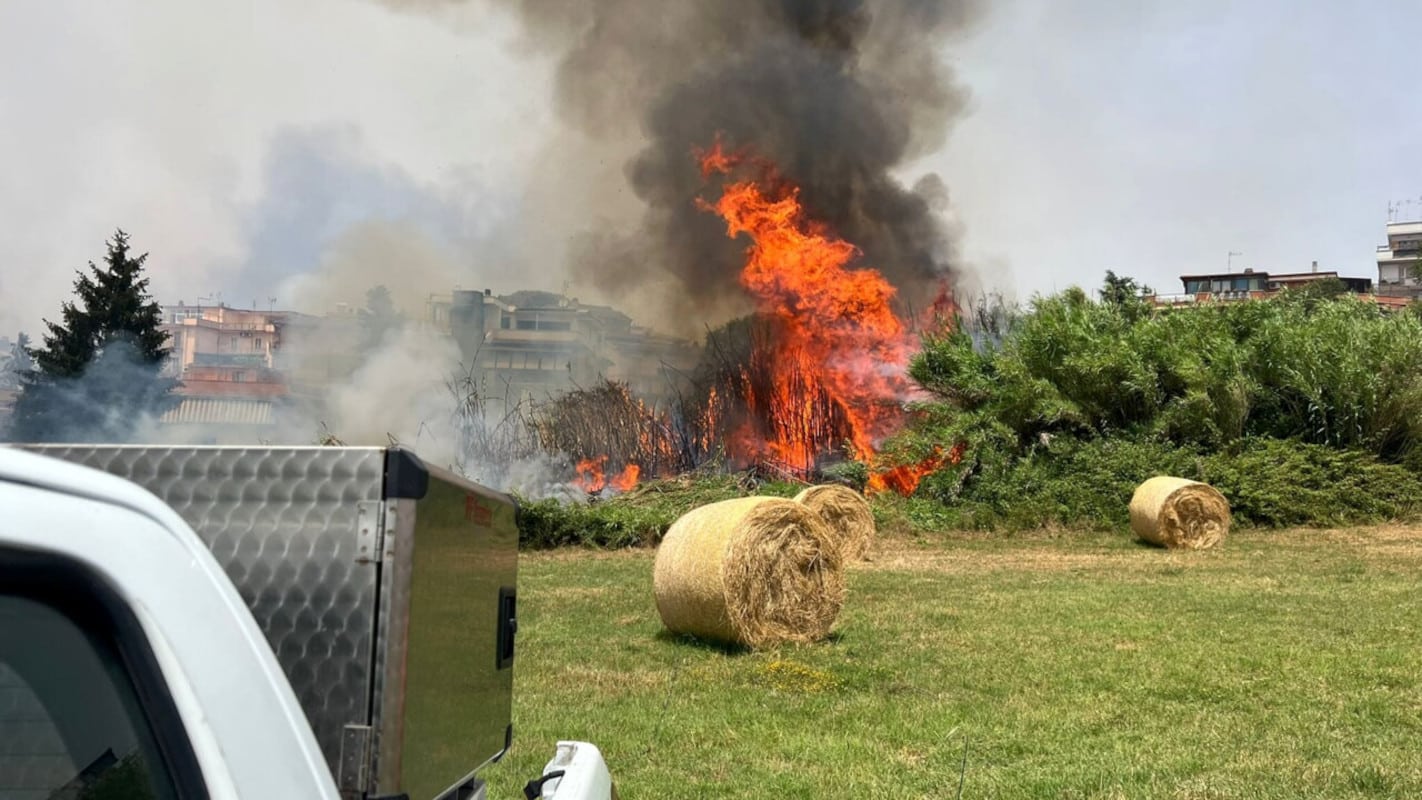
[890,286,1422,530]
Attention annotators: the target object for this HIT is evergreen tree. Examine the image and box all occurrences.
[1100,270,1153,306]
[1100,270,1154,322]
[10,230,177,442]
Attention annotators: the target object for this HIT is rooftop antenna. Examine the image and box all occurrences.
[1389,201,1397,222]
[268,296,277,312]
[1227,251,1243,273]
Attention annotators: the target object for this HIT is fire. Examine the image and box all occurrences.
[866,441,966,496]
[611,463,641,492]
[696,138,924,472]
[573,456,640,494]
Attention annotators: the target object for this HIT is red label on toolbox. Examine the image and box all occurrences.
[465,493,493,526]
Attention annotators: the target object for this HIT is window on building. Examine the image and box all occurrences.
[500,316,510,330]
[515,319,537,331]
[538,321,572,332]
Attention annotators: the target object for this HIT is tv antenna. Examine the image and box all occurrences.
[1227,251,1243,273]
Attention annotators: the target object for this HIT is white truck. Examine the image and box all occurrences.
[0,445,614,800]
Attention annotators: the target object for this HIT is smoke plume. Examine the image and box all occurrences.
[384,0,980,328]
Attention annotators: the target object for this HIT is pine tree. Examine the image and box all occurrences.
[9,230,177,442]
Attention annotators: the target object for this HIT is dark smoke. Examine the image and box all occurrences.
[385,0,980,321]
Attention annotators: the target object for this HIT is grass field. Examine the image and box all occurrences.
[481,528,1422,799]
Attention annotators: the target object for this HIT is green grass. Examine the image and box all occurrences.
[479,529,1422,799]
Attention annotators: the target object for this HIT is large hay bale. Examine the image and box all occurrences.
[653,496,845,648]
[793,484,875,561]
[1129,476,1231,549]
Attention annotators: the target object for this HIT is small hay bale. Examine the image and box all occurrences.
[1129,476,1231,549]
[653,496,844,648]
[793,484,875,561]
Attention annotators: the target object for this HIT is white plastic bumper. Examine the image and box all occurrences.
[528,741,615,800]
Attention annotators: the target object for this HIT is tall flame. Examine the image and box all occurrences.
[697,138,921,472]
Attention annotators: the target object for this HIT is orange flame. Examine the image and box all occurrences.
[866,441,966,497]
[610,463,641,492]
[574,455,641,494]
[573,456,607,492]
[697,138,921,471]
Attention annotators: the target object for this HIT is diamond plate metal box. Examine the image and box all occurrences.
[25,446,518,799]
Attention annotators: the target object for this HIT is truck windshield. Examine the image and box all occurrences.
[0,595,177,800]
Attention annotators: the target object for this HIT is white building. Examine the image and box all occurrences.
[1375,220,1422,296]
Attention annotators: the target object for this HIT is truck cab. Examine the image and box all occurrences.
[0,447,611,800]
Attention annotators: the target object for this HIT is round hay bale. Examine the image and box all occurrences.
[653,496,844,648]
[793,484,875,561]
[1129,476,1231,549]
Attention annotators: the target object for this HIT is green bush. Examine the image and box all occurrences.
[910,291,1422,458]
[907,436,1421,533]
[887,286,1422,531]
[1199,438,1422,527]
[515,475,802,549]
[516,498,672,549]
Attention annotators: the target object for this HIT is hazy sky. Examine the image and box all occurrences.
[2,0,1418,337]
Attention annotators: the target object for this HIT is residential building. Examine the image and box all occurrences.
[1149,266,1399,309]
[1376,220,1422,298]
[430,289,700,410]
[159,304,299,442]
[0,335,14,430]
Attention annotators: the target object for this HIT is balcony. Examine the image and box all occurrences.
[193,353,268,368]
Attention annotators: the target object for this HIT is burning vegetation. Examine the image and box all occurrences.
[529,140,958,498]
[496,0,975,496]
[694,138,929,473]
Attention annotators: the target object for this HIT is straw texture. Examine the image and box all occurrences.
[1129,476,1231,549]
[653,496,845,648]
[793,484,875,561]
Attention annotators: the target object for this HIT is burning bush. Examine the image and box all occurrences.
[685,315,860,478]
[526,380,686,487]
[693,140,929,475]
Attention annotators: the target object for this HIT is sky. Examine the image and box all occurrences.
[2,0,1419,338]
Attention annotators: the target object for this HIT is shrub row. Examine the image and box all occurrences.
[515,475,801,549]
[900,436,1422,533]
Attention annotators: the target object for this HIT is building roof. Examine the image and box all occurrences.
[161,397,275,426]
[1178,271,1268,281]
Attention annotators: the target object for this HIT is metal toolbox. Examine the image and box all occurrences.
[25,445,518,800]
